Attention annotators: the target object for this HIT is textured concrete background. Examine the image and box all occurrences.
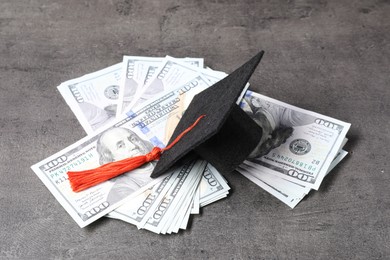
[1,0,389,259]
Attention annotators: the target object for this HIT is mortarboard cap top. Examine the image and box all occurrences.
[151,51,265,178]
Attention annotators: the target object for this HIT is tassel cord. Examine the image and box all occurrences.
[67,115,205,192]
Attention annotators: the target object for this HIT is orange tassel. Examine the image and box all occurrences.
[67,115,205,192]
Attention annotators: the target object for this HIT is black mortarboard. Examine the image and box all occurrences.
[150,51,265,178]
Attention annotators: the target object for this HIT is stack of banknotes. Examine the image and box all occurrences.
[31,55,350,233]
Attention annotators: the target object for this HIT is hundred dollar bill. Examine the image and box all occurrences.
[129,56,225,109]
[190,185,200,214]
[58,63,122,135]
[107,74,216,220]
[123,74,213,146]
[57,57,204,135]
[30,118,163,227]
[164,171,204,234]
[109,162,230,230]
[242,138,349,207]
[141,160,206,234]
[239,149,348,208]
[240,90,350,190]
[238,164,307,208]
[151,160,204,234]
[107,164,182,226]
[199,164,230,207]
[116,56,204,117]
[165,164,233,233]
[166,180,199,234]
[326,148,348,173]
[178,199,194,231]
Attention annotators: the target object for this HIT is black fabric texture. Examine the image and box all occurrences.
[150,51,265,178]
[194,104,263,173]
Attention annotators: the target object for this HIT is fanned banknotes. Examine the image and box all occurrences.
[33,56,230,231]
[237,90,350,208]
[116,56,204,117]
[32,54,350,233]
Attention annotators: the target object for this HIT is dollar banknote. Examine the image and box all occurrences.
[243,138,348,200]
[238,149,348,208]
[116,56,204,117]
[57,58,204,135]
[107,161,197,226]
[161,163,230,233]
[58,63,122,135]
[238,164,309,208]
[240,90,350,190]
[129,56,225,109]
[109,162,230,232]
[199,164,230,207]
[30,119,163,227]
[123,74,213,146]
[112,160,205,234]
[107,163,185,225]
[140,160,206,234]
[190,185,200,214]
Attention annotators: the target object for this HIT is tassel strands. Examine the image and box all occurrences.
[67,115,206,192]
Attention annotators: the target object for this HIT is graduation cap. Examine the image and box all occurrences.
[67,51,265,192]
[150,51,265,178]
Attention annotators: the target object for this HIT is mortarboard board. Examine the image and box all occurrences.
[150,51,265,178]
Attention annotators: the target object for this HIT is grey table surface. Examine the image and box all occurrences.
[1,0,389,259]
